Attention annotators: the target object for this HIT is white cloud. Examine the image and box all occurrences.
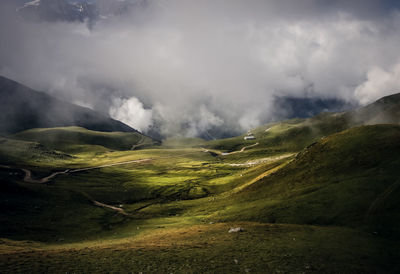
[1,1,400,136]
[355,63,400,104]
[109,97,153,132]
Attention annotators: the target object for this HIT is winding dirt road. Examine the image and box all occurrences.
[21,169,69,184]
[203,142,259,156]
[92,200,128,215]
[229,153,294,166]
[0,158,152,184]
[238,142,259,152]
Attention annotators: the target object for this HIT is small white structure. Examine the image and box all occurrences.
[244,132,255,140]
[229,227,244,233]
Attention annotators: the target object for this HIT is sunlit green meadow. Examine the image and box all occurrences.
[1,123,400,273]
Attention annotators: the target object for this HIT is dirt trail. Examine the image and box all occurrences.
[92,200,129,216]
[0,158,152,184]
[21,169,69,184]
[203,142,259,156]
[1,165,66,184]
[131,135,145,150]
[229,153,294,167]
[239,142,259,153]
[130,135,152,150]
[71,190,131,216]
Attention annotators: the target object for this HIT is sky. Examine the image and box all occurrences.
[1,0,400,137]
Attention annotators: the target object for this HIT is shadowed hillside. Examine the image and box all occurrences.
[0,76,137,135]
[210,125,400,238]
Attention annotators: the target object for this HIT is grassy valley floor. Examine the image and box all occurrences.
[1,125,400,273]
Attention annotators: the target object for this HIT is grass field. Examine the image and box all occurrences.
[1,97,400,273]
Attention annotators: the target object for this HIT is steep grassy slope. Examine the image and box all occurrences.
[200,125,400,238]
[12,126,155,152]
[0,76,136,134]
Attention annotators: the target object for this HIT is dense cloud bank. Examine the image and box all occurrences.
[1,0,400,137]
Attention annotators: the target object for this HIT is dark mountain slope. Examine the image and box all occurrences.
[0,76,137,135]
[219,125,400,238]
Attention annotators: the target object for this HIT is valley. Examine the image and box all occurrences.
[1,94,400,273]
[2,1,400,272]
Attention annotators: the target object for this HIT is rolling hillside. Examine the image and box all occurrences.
[205,125,400,234]
[11,126,155,153]
[350,92,400,125]
[205,92,400,154]
[1,125,399,273]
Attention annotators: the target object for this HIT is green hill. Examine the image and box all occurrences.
[205,125,400,237]
[12,126,155,153]
[350,93,400,125]
[205,93,400,155]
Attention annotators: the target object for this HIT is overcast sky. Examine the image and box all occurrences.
[1,0,400,136]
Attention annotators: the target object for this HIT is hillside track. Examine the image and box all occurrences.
[21,169,69,184]
[202,142,259,156]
